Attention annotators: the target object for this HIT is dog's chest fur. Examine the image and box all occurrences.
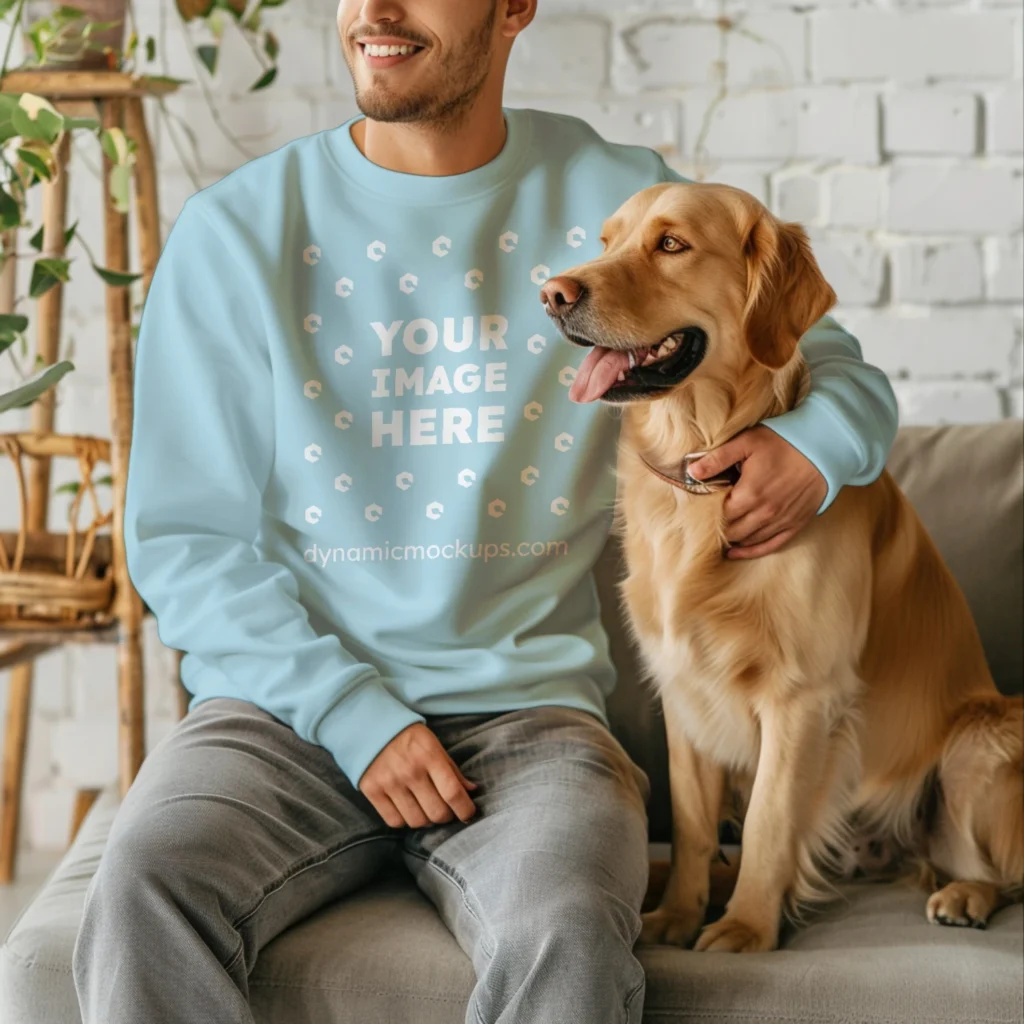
[617,478,773,772]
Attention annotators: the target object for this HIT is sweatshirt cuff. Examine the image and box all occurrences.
[315,676,426,788]
[760,393,866,515]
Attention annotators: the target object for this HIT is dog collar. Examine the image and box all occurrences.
[638,450,741,495]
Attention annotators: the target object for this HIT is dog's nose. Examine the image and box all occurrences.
[540,276,583,314]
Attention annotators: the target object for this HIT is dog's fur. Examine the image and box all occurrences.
[546,182,1024,952]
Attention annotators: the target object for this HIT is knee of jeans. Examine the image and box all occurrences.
[82,799,238,935]
[494,881,642,964]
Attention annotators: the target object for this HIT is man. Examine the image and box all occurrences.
[72,2,898,1021]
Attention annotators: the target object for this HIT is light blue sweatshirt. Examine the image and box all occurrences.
[124,107,898,786]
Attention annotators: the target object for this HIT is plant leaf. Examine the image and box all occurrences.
[263,29,279,61]
[251,66,276,91]
[109,163,132,213]
[0,188,20,230]
[55,480,80,495]
[0,360,75,413]
[13,94,64,143]
[63,115,99,132]
[140,73,190,87]
[0,95,19,143]
[28,220,78,252]
[100,126,130,165]
[17,140,56,181]
[29,257,71,298]
[92,262,140,287]
[197,44,218,75]
[145,35,156,61]
[0,313,29,334]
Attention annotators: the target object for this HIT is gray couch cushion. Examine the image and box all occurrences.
[3,785,1022,1024]
[885,423,1023,697]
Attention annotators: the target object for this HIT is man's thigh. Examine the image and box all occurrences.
[403,706,651,960]
[95,697,396,958]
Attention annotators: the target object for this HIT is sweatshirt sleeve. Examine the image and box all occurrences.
[653,155,899,513]
[760,315,899,513]
[124,196,424,786]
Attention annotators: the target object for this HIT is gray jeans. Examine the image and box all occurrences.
[71,697,651,1024]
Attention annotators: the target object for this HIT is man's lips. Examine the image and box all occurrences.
[357,38,426,69]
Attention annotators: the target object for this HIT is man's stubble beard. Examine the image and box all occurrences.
[348,5,497,130]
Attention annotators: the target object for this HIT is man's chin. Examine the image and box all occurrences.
[354,89,434,125]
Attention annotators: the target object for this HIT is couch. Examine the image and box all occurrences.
[3,422,1022,1024]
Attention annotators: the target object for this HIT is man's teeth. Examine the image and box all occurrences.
[365,43,417,56]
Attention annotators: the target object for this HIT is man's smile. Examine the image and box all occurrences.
[357,37,427,69]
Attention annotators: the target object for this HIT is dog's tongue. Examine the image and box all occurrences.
[569,346,631,403]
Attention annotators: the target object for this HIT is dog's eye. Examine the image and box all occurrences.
[660,235,691,253]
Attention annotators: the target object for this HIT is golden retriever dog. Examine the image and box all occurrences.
[540,181,1024,953]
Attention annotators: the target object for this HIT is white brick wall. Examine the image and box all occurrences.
[2,0,1021,852]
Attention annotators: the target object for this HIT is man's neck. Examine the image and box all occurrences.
[350,101,508,178]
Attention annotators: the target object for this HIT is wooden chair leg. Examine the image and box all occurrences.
[0,135,72,883]
[124,96,161,302]
[68,787,100,845]
[116,627,145,796]
[0,664,32,884]
[102,96,146,794]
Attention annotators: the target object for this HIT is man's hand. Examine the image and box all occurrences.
[688,426,827,560]
[360,723,478,829]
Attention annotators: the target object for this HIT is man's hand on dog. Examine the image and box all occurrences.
[360,723,478,828]
[689,426,827,560]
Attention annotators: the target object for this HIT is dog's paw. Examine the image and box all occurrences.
[639,907,703,947]
[926,882,993,930]
[694,914,777,953]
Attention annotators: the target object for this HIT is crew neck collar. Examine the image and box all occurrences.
[322,106,532,204]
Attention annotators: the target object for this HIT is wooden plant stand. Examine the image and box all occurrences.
[0,71,178,882]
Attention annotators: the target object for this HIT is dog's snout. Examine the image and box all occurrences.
[540,276,584,316]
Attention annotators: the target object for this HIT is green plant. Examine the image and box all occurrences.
[174,0,287,92]
[0,0,292,416]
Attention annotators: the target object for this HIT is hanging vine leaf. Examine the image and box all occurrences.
[0,313,28,357]
[264,30,279,61]
[17,141,56,182]
[28,219,78,252]
[99,126,131,165]
[145,35,156,61]
[63,115,99,132]
[91,262,141,287]
[109,163,132,213]
[197,44,218,75]
[251,66,276,91]
[13,94,64,144]
[0,313,29,335]
[0,360,75,413]
[0,95,20,143]
[29,257,71,297]
[0,187,20,229]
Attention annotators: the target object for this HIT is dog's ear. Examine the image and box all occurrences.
[741,211,836,370]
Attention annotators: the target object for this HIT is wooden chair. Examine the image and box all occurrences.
[0,70,178,882]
